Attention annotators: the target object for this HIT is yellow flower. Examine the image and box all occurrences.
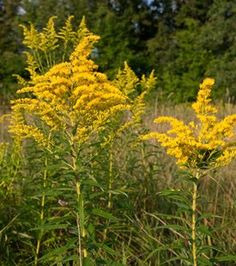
[144,78,236,169]
[10,17,131,146]
[114,63,156,132]
[9,123,49,148]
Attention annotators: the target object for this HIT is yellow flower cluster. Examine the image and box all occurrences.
[19,16,92,80]
[114,63,156,132]
[143,78,236,169]
[10,18,131,146]
[114,62,139,96]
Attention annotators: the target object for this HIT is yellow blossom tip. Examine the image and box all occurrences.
[201,78,215,87]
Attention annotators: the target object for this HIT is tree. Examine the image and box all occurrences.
[0,0,25,102]
[22,0,156,78]
[202,0,236,101]
[147,0,214,102]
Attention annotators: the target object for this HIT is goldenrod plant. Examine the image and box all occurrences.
[11,18,130,265]
[143,78,236,266]
[6,16,156,265]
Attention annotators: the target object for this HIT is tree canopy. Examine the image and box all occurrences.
[1,0,236,103]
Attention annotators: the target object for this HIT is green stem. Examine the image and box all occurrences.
[35,157,48,266]
[34,50,45,74]
[192,178,198,266]
[71,143,86,265]
[103,142,113,241]
[43,50,51,69]
[141,144,147,210]
[108,143,113,210]
[76,181,83,266]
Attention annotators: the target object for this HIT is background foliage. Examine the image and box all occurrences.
[2,0,236,103]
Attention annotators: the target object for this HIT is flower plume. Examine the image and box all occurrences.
[143,78,236,169]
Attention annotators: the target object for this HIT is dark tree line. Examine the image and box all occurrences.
[1,0,236,103]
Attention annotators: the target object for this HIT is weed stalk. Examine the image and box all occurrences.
[191,172,199,266]
[35,156,48,266]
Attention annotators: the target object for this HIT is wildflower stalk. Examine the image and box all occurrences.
[43,51,49,69]
[108,142,113,210]
[76,181,83,266]
[141,143,148,210]
[191,172,199,266]
[70,141,86,265]
[35,156,48,266]
[33,50,44,74]
[103,141,114,242]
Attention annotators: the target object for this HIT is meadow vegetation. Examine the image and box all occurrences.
[0,17,236,266]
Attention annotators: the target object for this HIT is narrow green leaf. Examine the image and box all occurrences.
[214,255,236,262]
[92,208,118,221]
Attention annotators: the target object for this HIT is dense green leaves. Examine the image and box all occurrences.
[2,0,236,102]
[0,0,25,102]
